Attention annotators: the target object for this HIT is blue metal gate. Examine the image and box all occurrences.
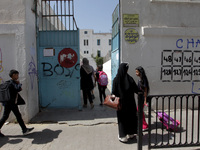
[111,4,120,81]
[36,0,81,109]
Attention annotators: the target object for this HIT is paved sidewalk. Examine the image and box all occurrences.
[0,87,200,150]
[0,120,199,150]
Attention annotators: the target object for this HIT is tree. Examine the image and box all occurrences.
[92,55,103,66]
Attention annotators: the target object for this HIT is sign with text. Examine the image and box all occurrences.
[125,28,139,44]
[123,14,139,27]
[43,48,55,57]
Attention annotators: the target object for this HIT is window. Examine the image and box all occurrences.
[84,50,89,54]
[97,50,101,57]
[109,39,112,45]
[84,31,88,34]
[84,39,89,46]
[97,39,101,45]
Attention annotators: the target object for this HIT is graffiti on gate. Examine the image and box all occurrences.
[56,80,72,89]
[41,62,80,78]
[28,56,37,90]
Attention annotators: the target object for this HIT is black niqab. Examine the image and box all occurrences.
[115,63,130,92]
[112,63,139,137]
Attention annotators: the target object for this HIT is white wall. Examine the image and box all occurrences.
[103,60,111,92]
[120,0,200,97]
[80,29,111,59]
[0,23,27,121]
[80,29,94,57]
[25,0,39,121]
[0,0,25,24]
[0,0,39,122]
[92,33,111,57]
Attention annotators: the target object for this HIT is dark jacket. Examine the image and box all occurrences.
[4,80,24,105]
[112,74,139,109]
[80,67,94,91]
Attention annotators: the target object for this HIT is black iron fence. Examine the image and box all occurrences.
[146,94,200,149]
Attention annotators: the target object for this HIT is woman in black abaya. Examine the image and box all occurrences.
[112,63,140,143]
[80,58,94,109]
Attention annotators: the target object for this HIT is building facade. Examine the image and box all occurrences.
[80,29,112,61]
[0,0,81,122]
[0,0,39,122]
[117,0,200,108]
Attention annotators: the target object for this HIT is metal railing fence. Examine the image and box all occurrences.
[147,94,200,149]
[39,0,78,31]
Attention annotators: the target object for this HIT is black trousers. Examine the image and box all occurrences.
[98,84,106,103]
[0,104,26,132]
[82,89,93,105]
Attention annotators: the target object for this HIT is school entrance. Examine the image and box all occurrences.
[36,0,81,109]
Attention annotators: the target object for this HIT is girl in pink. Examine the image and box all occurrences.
[136,66,149,131]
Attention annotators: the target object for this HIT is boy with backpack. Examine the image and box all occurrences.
[95,65,108,105]
[0,70,34,137]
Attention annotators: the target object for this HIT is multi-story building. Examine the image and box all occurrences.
[80,29,112,61]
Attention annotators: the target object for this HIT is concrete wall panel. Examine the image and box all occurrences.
[0,0,25,24]
[120,0,200,99]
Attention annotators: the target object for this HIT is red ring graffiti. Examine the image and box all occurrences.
[58,48,78,68]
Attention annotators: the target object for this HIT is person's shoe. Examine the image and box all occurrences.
[118,135,128,143]
[91,103,94,109]
[99,103,103,106]
[23,127,34,135]
[142,128,148,132]
[127,134,135,139]
[83,104,87,108]
[0,132,5,137]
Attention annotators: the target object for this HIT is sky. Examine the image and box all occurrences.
[74,0,119,33]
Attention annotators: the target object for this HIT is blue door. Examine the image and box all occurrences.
[111,4,120,82]
[37,0,81,109]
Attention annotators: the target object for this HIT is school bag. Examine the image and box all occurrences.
[145,104,180,131]
[0,81,11,102]
[157,111,180,131]
[98,71,108,86]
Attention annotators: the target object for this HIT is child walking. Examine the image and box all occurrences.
[135,66,149,131]
[0,70,34,137]
[95,65,108,105]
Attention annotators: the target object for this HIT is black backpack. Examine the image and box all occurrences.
[0,81,11,102]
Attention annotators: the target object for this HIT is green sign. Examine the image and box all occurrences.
[125,29,139,44]
[123,14,139,27]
